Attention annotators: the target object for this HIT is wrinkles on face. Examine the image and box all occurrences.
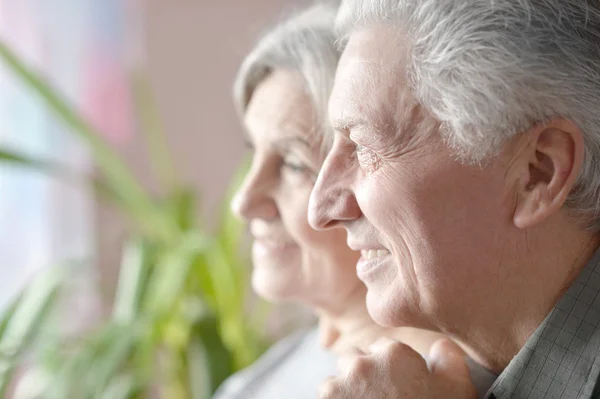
[354,162,425,308]
[326,26,524,330]
[335,53,442,182]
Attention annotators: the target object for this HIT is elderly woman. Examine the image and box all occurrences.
[309,1,600,398]
[213,3,496,398]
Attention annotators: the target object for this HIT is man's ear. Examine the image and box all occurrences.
[513,119,584,229]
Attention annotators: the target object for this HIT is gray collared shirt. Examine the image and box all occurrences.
[485,248,600,398]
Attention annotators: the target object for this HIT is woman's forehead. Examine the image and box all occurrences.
[244,70,322,147]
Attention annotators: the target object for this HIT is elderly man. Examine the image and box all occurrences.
[308,0,600,398]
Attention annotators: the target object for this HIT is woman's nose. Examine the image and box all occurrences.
[231,164,278,222]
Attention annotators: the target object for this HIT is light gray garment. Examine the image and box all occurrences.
[213,328,337,399]
[486,247,600,398]
[214,327,496,399]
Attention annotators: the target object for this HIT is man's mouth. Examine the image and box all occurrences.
[360,249,391,259]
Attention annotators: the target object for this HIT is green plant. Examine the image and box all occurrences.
[0,41,269,398]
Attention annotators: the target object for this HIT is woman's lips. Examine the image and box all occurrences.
[252,238,297,259]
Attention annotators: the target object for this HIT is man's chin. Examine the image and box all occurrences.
[365,289,415,328]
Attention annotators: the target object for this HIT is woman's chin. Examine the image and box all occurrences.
[251,269,299,302]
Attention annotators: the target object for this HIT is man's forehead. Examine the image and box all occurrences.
[328,61,368,129]
[339,35,386,72]
[344,25,406,62]
[330,26,408,128]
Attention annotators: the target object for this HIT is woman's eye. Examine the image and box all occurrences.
[355,144,382,174]
[282,160,308,173]
[281,155,317,182]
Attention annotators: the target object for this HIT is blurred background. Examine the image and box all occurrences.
[0,1,311,398]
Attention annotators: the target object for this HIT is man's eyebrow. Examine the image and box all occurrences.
[330,117,369,133]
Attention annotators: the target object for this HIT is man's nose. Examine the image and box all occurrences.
[308,143,362,230]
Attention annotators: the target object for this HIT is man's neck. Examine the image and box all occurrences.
[458,218,600,373]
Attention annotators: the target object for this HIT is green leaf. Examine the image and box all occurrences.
[11,365,53,399]
[0,292,22,340]
[0,147,85,183]
[186,336,211,399]
[189,254,217,311]
[0,41,177,242]
[203,247,240,323]
[0,148,55,170]
[112,240,151,324]
[145,232,210,316]
[89,325,138,398]
[101,374,141,399]
[131,72,178,191]
[191,315,232,395]
[0,266,64,397]
[53,324,138,398]
[164,188,197,232]
[130,328,154,389]
[50,335,105,399]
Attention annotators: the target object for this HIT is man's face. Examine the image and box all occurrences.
[309,26,521,330]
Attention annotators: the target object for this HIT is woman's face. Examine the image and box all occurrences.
[231,69,361,309]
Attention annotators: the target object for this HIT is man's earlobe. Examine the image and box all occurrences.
[513,120,584,229]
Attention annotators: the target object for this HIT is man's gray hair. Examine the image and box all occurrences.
[336,0,600,230]
[234,2,340,151]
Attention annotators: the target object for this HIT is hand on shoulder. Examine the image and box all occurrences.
[318,338,476,399]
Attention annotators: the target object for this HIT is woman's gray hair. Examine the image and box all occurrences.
[234,2,341,152]
[337,0,600,230]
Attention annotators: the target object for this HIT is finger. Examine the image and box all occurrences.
[368,337,397,354]
[318,376,343,399]
[337,347,365,376]
[370,338,426,369]
[428,339,469,376]
[428,339,477,398]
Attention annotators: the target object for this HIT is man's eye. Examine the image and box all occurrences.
[356,144,382,174]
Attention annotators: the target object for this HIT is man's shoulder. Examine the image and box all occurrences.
[487,251,600,398]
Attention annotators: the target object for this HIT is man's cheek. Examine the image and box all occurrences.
[367,174,415,212]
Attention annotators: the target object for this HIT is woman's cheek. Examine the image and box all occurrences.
[278,188,312,231]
